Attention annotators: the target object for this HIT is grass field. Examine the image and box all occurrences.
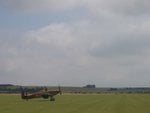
[0,94,150,113]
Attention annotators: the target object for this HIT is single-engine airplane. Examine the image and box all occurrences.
[21,87,61,101]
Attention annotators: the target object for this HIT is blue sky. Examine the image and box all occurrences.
[0,0,150,87]
[0,6,87,30]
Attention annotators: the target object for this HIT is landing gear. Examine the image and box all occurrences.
[50,96,55,101]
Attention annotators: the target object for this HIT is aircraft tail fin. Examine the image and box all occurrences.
[21,90,28,99]
[58,86,62,95]
[21,90,25,99]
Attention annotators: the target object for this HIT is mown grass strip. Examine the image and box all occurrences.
[0,94,150,113]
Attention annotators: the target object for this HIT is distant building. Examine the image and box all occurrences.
[84,84,96,88]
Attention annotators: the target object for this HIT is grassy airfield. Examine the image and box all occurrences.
[0,94,150,113]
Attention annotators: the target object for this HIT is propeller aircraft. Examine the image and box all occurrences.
[21,87,62,101]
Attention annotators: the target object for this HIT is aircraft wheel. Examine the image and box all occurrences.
[50,97,55,101]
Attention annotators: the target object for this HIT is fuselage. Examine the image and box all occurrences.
[21,89,61,100]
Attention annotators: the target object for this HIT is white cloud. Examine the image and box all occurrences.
[82,0,150,16]
[2,20,148,86]
[26,23,74,47]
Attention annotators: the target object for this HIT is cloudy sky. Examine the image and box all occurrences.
[0,0,150,87]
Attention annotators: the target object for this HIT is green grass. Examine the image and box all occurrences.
[0,94,150,113]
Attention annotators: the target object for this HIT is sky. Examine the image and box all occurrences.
[0,0,150,87]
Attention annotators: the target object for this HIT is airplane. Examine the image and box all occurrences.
[21,87,62,101]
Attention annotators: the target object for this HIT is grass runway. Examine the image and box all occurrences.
[0,94,150,113]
